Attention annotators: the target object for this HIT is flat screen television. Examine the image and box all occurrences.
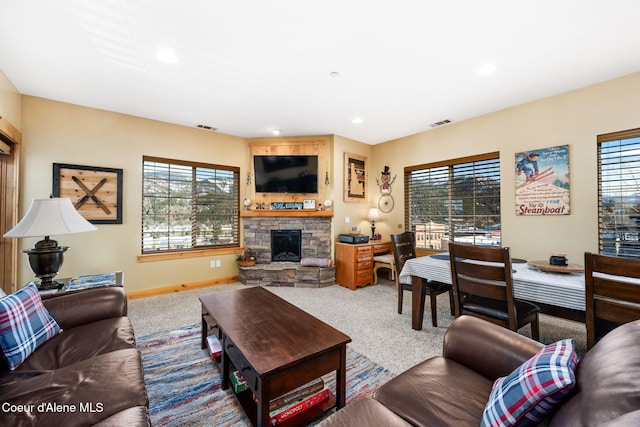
[253,155,318,194]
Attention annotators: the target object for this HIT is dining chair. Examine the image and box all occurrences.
[373,253,396,284]
[448,242,540,340]
[584,252,640,350]
[391,232,453,327]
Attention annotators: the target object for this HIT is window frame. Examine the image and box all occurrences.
[141,155,240,256]
[597,128,640,258]
[404,152,501,250]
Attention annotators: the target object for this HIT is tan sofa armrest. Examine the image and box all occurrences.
[443,315,544,381]
[43,287,128,329]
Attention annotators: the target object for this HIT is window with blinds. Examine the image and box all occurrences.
[404,152,501,250]
[598,128,640,258]
[142,156,240,253]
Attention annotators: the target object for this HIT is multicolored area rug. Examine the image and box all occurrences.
[138,324,395,426]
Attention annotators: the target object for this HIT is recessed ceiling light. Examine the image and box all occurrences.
[352,117,364,124]
[477,63,497,76]
[330,71,340,78]
[272,129,281,136]
[156,48,178,64]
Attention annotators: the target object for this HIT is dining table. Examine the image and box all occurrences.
[399,253,586,330]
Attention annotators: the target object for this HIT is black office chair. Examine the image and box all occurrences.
[584,252,640,349]
[449,242,540,340]
[391,232,453,327]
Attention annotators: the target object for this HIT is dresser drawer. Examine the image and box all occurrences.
[224,336,259,393]
[356,256,372,269]
[355,269,372,286]
[356,245,372,257]
[372,241,391,254]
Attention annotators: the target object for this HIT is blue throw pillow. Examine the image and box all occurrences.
[0,283,62,370]
[481,339,579,427]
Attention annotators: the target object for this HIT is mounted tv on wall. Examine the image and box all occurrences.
[253,155,318,194]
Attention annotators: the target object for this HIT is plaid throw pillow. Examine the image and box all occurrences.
[0,283,61,370]
[481,339,579,427]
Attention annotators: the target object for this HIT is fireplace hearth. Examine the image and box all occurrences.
[271,230,302,262]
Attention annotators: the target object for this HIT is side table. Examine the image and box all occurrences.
[38,271,124,298]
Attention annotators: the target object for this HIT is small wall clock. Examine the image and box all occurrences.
[53,163,123,224]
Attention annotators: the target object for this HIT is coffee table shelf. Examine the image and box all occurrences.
[235,380,337,426]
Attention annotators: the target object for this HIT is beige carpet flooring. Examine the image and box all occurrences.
[128,279,587,375]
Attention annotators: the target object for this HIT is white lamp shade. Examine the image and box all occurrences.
[3,198,97,238]
[368,207,381,222]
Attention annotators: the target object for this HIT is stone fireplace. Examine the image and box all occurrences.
[243,216,331,264]
[239,215,334,287]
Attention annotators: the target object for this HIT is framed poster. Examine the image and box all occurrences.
[53,163,123,224]
[515,145,570,215]
[344,152,367,203]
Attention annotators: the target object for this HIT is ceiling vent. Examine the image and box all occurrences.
[196,124,218,132]
[430,119,452,128]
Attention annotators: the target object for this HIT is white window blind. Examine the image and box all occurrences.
[598,128,640,258]
[142,156,239,253]
[404,153,501,249]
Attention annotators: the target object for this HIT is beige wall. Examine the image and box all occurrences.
[0,69,21,128]
[19,96,248,292]
[372,71,640,263]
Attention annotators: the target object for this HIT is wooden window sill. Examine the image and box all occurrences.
[137,247,243,263]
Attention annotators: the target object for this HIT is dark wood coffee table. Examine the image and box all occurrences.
[200,286,352,427]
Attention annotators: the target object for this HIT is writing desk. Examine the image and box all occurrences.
[399,255,585,330]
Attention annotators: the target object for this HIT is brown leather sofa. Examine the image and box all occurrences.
[320,315,640,426]
[0,287,150,426]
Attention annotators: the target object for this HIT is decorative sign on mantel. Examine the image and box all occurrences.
[271,202,304,210]
[515,145,570,215]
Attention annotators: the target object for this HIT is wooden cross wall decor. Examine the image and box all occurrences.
[52,163,123,224]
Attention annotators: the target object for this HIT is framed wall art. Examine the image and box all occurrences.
[344,152,368,203]
[515,145,570,215]
[53,163,123,224]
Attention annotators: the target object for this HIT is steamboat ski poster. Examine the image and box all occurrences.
[515,145,570,215]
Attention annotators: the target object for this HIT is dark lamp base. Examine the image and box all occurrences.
[23,236,69,292]
[36,280,65,291]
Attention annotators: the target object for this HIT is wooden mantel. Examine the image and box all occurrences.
[240,210,333,218]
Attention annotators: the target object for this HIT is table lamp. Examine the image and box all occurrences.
[3,198,97,290]
[368,207,381,239]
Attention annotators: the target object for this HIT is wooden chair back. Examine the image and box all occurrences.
[585,252,640,349]
[390,232,417,276]
[449,242,517,330]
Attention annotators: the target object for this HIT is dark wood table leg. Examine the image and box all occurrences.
[257,377,267,427]
[201,316,207,349]
[411,275,427,330]
[221,334,230,391]
[336,345,348,408]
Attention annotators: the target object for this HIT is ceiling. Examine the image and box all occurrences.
[2,1,640,145]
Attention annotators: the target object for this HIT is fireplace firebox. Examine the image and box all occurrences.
[271,230,302,262]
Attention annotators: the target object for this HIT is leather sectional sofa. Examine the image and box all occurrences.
[0,287,150,426]
[320,315,640,426]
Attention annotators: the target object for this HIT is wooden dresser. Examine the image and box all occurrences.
[335,240,391,290]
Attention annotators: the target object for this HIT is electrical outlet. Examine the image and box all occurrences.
[210,260,216,268]
[215,259,221,268]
